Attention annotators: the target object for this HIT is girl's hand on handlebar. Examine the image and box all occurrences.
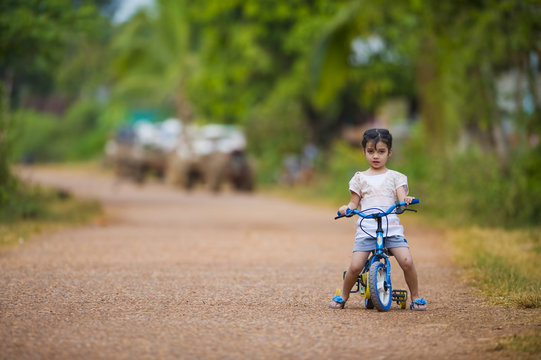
[404,196,416,205]
[338,205,349,215]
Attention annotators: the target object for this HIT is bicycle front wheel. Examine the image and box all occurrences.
[368,261,392,312]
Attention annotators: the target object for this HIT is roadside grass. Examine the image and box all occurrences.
[492,331,541,357]
[0,183,102,250]
[449,227,541,309]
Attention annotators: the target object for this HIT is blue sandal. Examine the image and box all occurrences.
[410,298,427,311]
[328,295,345,309]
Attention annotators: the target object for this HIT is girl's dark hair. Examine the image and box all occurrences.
[361,128,393,149]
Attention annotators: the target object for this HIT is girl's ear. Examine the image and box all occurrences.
[388,149,392,157]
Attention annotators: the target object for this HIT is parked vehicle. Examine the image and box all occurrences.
[166,124,255,192]
[105,120,255,192]
[104,119,181,183]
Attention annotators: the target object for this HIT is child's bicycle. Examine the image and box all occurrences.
[334,198,420,312]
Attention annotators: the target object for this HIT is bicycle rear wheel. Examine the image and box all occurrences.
[364,298,374,309]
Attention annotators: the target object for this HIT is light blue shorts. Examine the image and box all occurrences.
[353,235,409,252]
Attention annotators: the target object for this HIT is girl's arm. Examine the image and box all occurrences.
[396,185,415,205]
[338,191,361,215]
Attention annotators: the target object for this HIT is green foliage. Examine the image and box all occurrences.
[61,100,109,160]
[313,0,541,155]
[0,181,47,223]
[0,0,105,102]
[245,89,308,183]
[316,141,365,202]
[11,101,110,163]
[0,83,16,210]
[11,109,63,162]
[0,0,108,220]
[2,0,541,230]
[55,15,111,101]
[384,123,541,227]
[1,0,75,78]
[311,1,415,112]
[0,182,102,249]
[312,122,541,228]
[109,0,196,117]
[399,142,541,228]
[518,144,541,224]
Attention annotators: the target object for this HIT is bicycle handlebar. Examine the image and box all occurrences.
[334,198,419,220]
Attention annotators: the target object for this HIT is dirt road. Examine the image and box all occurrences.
[1,167,539,359]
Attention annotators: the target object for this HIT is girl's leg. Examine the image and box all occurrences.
[342,251,370,302]
[329,251,370,308]
[390,246,426,310]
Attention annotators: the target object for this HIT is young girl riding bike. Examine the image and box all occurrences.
[328,128,427,311]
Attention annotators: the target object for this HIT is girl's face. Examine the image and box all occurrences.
[364,140,391,170]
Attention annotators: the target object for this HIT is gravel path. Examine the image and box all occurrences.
[1,166,539,359]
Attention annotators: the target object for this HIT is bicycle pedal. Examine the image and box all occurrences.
[392,289,408,301]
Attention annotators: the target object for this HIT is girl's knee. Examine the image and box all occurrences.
[348,263,364,275]
[349,251,369,275]
[399,256,414,271]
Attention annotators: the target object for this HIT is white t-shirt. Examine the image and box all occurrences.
[348,170,409,239]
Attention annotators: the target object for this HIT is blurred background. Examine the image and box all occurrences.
[1,0,540,227]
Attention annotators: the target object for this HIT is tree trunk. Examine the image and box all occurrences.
[415,38,445,155]
[0,76,14,193]
[479,62,508,163]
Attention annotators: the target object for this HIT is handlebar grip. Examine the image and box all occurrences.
[411,198,420,205]
[335,208,354,220]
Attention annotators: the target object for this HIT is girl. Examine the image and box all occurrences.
[328,128,427,311]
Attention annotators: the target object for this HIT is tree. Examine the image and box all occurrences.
[0,0,103,215]
[109,0,197,123]
[185,0,352,148]
[311,0,541,156]
[108,0,353,153]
